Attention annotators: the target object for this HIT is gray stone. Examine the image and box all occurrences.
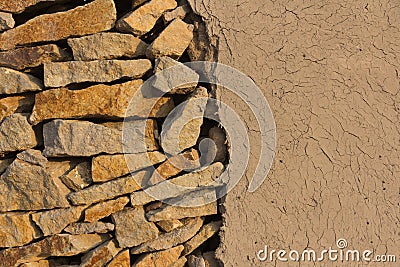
[112,207,159,248]
[0,94,34,122]
[44,59,151,87]
[0,67,43,94]
[0,114,38,154]
[0,157,13,174]
[68,32,148,61]
[16,149,47,167]
[161,87,208,155]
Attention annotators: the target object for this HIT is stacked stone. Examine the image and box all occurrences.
[0,0,227,266]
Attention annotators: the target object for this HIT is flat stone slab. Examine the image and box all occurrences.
[84,197,129,223]
[107,249,130,267]
[43,59,151,87]
[116,0,177,36]
[43,119,159,157]
[80,240,121,267]
[182,221,222,255]
[130,217,203,254]
[0,95,35,122]
[0,0,70,14]
[134,245,184,267]
[0,44,70,70]
[92,151,166,182]
[0,0,116,50]
[146,18,194,59]
[64,222,115,235]
[68,32,148,61]
[30,80,173,124]
[0,67,43,94]
[0,234,110,266]
[68,171,149,205]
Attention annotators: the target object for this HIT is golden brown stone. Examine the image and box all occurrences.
[116,0,177,36]
[0,0,67,14]
[80,240,121,267]
[0,0,116,50]
[0,44,70,70]
[0,212,41,248]
[85,196,129,223]
[60,162,92,191]
[92,151,166,182]
[183,221,222,255]
[43,59,151,87]
[112,207,159,248]
[0,95,34,122]
[30,80,174,124]
[134,245,184,267]
[68,32,148,61]
[0,234,110,266]
[0,67,43,95]
[157,220,184,232]
[106,249,130,267]
[146,18,194,59]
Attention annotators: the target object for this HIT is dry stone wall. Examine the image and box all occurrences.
[0,0,226,266]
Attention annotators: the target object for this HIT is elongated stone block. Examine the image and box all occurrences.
[0,0,116,50]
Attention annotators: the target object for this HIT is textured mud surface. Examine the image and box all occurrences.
[189,0,400,266]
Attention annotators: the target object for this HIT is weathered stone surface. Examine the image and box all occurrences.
[112,207,159,248]
[0,212,41,248]
[147,202,217,222]
[19,260,51,267]
[32,206,86,236]
[170,257,187,267]
[202,252,221,267]
[130,162,224,206]
[106,249,130,267]
[84,197,129,223]
[16,149,47,167]
[208,127,227,162]
[152,56,199,94]
[92,151,166,182]
[0,157,13,174]
[0,44,70,70]
[131,0,148,9]
[183,221,222,255]
[0,12,14,32]
[0,0,116,51]
[0,114,38,153]
[0,0,68,14]
[163,5,190,23]
[65,222,114,235]
[146,19,194,59]
[131,217,203,254]
[157,220,184,232]
[148,149,200,186]
[116,0,177,36]
[134,245,184,267]
[0,67,43,94]
[68,171,149,205]
[0,156,71,211]
[0,94,34,122]
[44,59,151,87]
[161,87,208,155]
[60,162,92,191]
[0,234,110,266]
[30,80,174,124]
[43,119,159,157]
[81,239,121,267]
[68,33,148,61]
[187,255,206,267]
